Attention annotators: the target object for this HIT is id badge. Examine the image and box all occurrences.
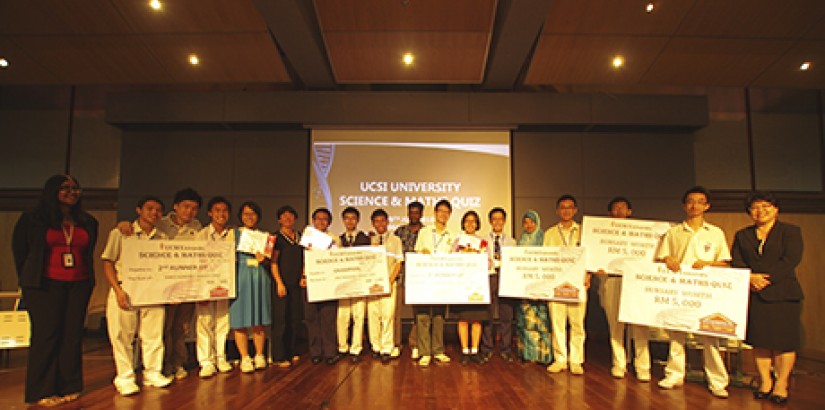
[246,258,259,267]
[62,252,75,268]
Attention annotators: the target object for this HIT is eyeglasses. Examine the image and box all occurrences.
[59,185,82,193]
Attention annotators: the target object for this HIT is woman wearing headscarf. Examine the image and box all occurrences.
[515,210,552,364]
[12,175,99,406]
[731,192,803,405]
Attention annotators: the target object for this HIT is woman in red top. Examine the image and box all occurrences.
[12,175,98,406]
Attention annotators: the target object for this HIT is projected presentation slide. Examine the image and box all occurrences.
[310,130,512,235]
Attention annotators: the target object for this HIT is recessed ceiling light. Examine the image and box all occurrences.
[402,52,414,65]
[645,2,655,13]
[149,0,162,11]
[189,54,200,65]
[799,61,812,71]
[0,58,9,68]
[612,55,625,68]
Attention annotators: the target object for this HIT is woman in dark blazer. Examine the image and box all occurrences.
[12,175,99,406]
[731,191,802,405]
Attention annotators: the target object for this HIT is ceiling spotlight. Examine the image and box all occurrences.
[799,61,812,71]
[645,2,655,13]
[612,55,625,68]
[189,54,200,65]
[149,0,162,11]
[0,58,8,68]
[402,52,414,65]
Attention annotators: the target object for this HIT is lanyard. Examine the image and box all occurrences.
[62,223,75,249]
[558,225,575,247]
[433,229,447,253]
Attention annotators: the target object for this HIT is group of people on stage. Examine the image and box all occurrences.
[13,176,803,406]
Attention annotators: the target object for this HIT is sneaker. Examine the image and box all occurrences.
[254,355,268,370]
[658,376,684,389]
[115,381,140,396]
[610,366,625,379]
[710,387,729,398]
[174,366,188,380]
[390,347,401,358]
[199,364,216,378]
[142,372,173,388]
[570,363,585,375]
[546,362,568,373]
[419,355,431,367]
[240,356,255,373]
[217,360,233,373]
[36,396,63,407]
[411,348,420,360]
[636,370,651,382]
[434,353,451,363]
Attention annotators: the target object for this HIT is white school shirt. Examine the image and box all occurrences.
[372,232,404,277]
[542,221,581,247]
[414,225,455,254]
[656,221,731,266]
[101,221,167,281]
[487,231,516,273]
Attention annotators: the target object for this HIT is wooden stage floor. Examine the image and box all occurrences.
[1,336,823,409]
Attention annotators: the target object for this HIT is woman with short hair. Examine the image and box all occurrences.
[731,191,803,405]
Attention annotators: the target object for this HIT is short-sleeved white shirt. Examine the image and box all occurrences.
[372,232,404,274]
[101,221,167,280]
[543,221,581,247]
[656,221,731,266]
[414,225,455,254]
[196,223,233,242]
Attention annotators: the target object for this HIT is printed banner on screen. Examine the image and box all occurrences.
[580,216,671,275]
[499,246,587,302]
[120,239,235,306]
[405,253,489,304]
[304,246,391,302]
[618,261,751,339]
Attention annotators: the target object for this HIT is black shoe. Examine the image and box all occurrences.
[371,351,381,359]
[349,354,361,363]
[381,354,391,364]
[499,352,514,363]
[460,354,469,366]
[311,356,323,365]
[769,394,788,405]
[326,354,343,365]
[471,354,484,365]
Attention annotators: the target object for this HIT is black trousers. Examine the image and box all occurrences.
[270,286,305,361]
[163,302,195,373]
[22,279,92,403]
[481,275,514,354]
[304,298,338,359]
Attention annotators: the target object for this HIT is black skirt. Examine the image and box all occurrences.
[745,292,802,352]
[450,304,489,322]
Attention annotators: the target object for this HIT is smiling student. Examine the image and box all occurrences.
[102,196,172,396]
[656,186,732,399]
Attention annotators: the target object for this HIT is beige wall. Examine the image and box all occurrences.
[709,212,825,358]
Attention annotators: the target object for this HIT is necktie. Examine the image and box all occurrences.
[494,235,501,259]
[348,234,354,246]
[379,234,384,245]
